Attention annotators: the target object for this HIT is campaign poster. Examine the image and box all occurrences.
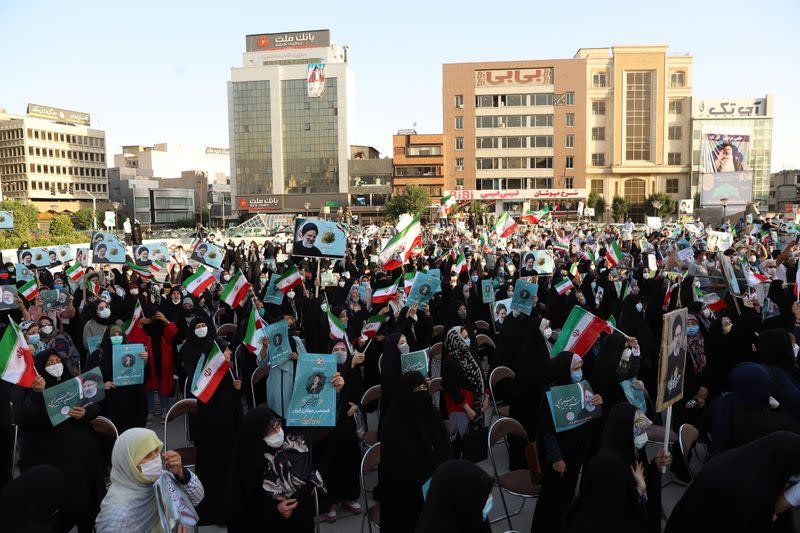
[154,472,200,532]
[0,211,13,229]
[15,264,33,283]
[292,218,347,259]
[49,245,75,265]
[700,171,754,206]
[190,240,224,270]
[706,230,733,253]
[76,247,90,268]
[40,288,69,311]
[492,297,511,328]
[112,343,146,386]
[77,368,105,407]
[286,353,337,427]
[18,247,51,269]
[133,245,154,266]
[656,308,688,412]
[320,271,339,288]
[262,275,284,305]
[526,250,554,274]
[42,378,81,427]
[144,242,171,263]
[0,285,19,310]
[620,378,647,414]
[701,132,750,174]
[91,233,126,264]
[407,272,441,307]
[510,280,537,316]
[427,268,441,281]
[87,334,103,354]
[266,320,291,368]
[401,349,429,376]
[546,380,601,433]
[306,63,327,98]
[481,279,495,304]
[718,253,741,296]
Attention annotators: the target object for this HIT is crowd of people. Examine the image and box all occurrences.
[1,209,800,533]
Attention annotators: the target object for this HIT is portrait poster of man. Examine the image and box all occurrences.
[42,377,82,427]
[91,234,126,265]
[702,133,749,173]
[49,245,74,266]
[510,280,537,316]
[533,250,555,274]
[407,272,441,307]
[40,288,69,311]
[719,253,742,296]
[262,275,284,306]
[481,279,496,304]
[0,285,19,311]
[306,63,327,98]
[656,308,688,412]
[492,298,511,330]
[546,380,601,433]
[401,348,429,376]
[112,343,146,386]
[15,264,33,283]
[77,369,105,408]
[266,320,291,368]
[155,471,200,532]
[286,353,337,427]
[190,240,224,270]
[0,210,14,229]
[134,245,153,266]
[292,218,347,259]
[18,247,51,269]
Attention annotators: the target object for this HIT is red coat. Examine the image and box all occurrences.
[126,324,154,374]
[145,322,178,396]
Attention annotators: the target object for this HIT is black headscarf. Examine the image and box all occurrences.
[180,317,217,378]
[0,465,66,533]
[34,349,73,388]
[415,460,492,533]
[548,350,577,387]
[600,402,638,466]
[758,329,796,374]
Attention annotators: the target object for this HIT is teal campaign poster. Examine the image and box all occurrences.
[43,368,105,426]
[91,234,126,264]
[49,244,75,265]
[427,268,441,281]
[87,334,103,354]
[0,211,13,229]
[620,378,647,413]
[18,247,51,268]
[112,343,146,386]
[15,264,33,283]
[293,335,308,356]
[263,275,284,305]
[41,288,69,311]
[407,272,441,307]
[286,353,337,427]
[401,349,429,376]
[532,250,555,274]
[481,279,496,304]
[154,472,200,532]
[190,240,225,270]
[292,218,347,259]
[546,380,601,433]
[510,280,537,316]
[266,320,291,368]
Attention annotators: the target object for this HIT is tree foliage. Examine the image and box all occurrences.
[611,196,630,223]
[0,199,39,239]
[385,185,431,221]
[587,192,607,221]
[73,208,100,230]
[49,214,76,237]
[644,193,678,219]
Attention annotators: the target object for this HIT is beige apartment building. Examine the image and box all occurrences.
[392,131,444,198]
[579,46,692,220]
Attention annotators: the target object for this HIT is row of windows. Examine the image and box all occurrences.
[2,180,107,193]
[0,128,23,141]
[475,93,555,108]
[476,157,556,169]
[395,166,441,177]
[25,145,106,162]
[475,177,560,190]
[587,153,682,166]
[0,146,24,158]
[26,129,105,148]
[475,114,554,128]
[407,145,441,156]
[475,135,554,149]
[589,178,681,196]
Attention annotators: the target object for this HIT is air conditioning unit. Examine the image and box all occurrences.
[456,165,464,171]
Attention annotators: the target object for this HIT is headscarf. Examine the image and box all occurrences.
[415,460,493,533]
[758,329,796,374]
[686,312,707,374]
[34,349,72,388]
[712,363,772,453]
[445,326,484,410]
[95,428,164,533]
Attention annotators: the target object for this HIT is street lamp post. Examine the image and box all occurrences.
[651,199,662,217]
[720,197,729,224]
[77,191,97,230]
[303,202,310,217]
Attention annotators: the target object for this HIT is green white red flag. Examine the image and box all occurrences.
[454,253,468,274]
[372,278,401,304]
[243,305,267,352]
[182,266,216,297]
[552,306,611,357]
[440,195,457,215]
[520,205,551,224]
[18,279,39,301]
[65,263,84,282]
[220,270,252,309]
[492,212,518,239]
[190,342,229,403]
[554,278,573,295]
[275,266,303,294]
[380,214,422,271]
[605,241,624,267]
[358,315,387,343]
[125,261,154,280]
[122,300,142,336]
[0,318,37,387]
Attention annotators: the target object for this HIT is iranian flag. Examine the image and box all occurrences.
[520,205,551,224]
[125,261,154,280]
[149,260,165,274]
[191,342,230,403]
[65,263,84,282]
[745,268,769,287]
[554,278,574,295]
[372,279,401,304]
[221,270,252,309]
[380,214,422,271]
[440,195,457,215]
[702,291,727,311]
[359,315,387,343]
[569,262,579,277]
[404,272,418,294]
[327,308,348,340]
[454,253,468,274]
[605,241,624,267]
[552,306,612,357]
[583,249,596,262]
[18,279,39,301]
[275,266,303,294]
[552,243,569,254]
[183,266,216,297]
[243,305,267,352]
[0,318,37,387]
[492,212,518,239]
[85,279,101,296]
[478,233,491,254]
[122,300,142,336]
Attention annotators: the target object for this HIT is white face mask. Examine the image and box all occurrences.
[398,342,410,354]
[794,344,799,359]
[264,428,284,448]
[287,291,295,300]
[701,308,711,318]
[195,326,208,339]
[333,350,348,364]
[130,289,139,296]
[139,456,162,481]
[98,308,111,319]
[223,275,231,282]
[338,281,346,287]
[45,363,64,378]
[543,327,552,339]
[41,325,53,335]
[635,302,643,313]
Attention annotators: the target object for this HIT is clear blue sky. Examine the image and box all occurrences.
[1,0,798,171]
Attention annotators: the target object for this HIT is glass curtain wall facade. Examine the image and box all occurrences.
[281,78,339,194]
[624,71,652,162]
[231,80,272,194]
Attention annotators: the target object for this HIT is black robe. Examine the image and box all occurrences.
[415,459,492,533]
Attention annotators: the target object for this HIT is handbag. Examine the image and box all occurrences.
[461,414,488,463]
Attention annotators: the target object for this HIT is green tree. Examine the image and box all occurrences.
[644,193,678,219]
[611,196,630,222]
[0,199,39,239]
[385,185,432,221]
[49,214,76,237]
[73,208,100,230]
[693,192,701,208]
[587,191,607,221]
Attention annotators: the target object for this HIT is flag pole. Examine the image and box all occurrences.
[661,405,672,474]
[315,258,321,299]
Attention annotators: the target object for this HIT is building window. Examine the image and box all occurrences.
[565,92,574,105]
[530,135,553,148]
[591,127,606,141]
[592,72,607,88]
[668,126,682,140]
[591,153,606,166]
[454,95,464,108]
[407,145,442,156]
[531,93,554,106]
[566,113,575,127]
[566,156,574,169]
[456,178,464,188]
[592,101,606,115]
[456,158,464,170]
[591,179,604,195]
[531,157,553,169]
[566,134,574,148]
[670,71,686,88]
[669,99,683,114]
[666,178,679,194]
[455,137,464,150]
[477,158,499,170]
[564,177,574,188]
[455,116,463,129]
[531,114,554,127]
[667,152,682,165]
[502,136,525,149]
[476,137,499,149]
[624,71,652,161]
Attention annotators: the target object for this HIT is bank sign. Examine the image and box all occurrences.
[245,30,330,52]
[27,103,90,126]
[237,195,282,211]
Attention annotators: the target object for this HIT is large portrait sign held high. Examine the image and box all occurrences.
[292,218,346,259]
[286,353,337,427]
[306,63,326,98]
[190,240,224,270]
[699,132,754,206]
[656,308,688,412]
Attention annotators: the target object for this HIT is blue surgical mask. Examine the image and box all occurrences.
[634,432,648,450]
[471,275,479,283]
[482,495,493,521]
[687,325,700,336]
[28,334,40,345]
[463,337,471,347]
[111,335,123,345]
[258,307,265,317]
[570,369,583,383]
